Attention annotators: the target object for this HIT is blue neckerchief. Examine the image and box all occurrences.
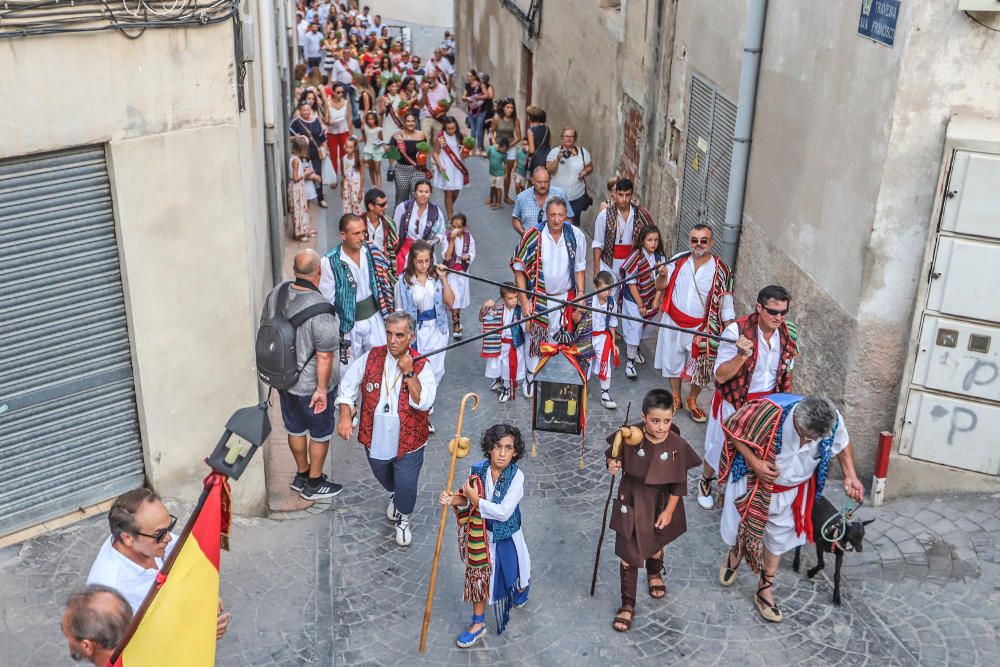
[471,460,522,541]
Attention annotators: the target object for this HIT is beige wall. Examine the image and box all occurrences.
[0,24,269,515]
[377,0,454,28]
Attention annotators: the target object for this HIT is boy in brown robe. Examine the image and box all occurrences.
[604,388,701,631]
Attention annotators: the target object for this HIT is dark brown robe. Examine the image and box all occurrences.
[604,426,702,566]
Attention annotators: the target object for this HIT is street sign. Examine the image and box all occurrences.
[858,0,901,48]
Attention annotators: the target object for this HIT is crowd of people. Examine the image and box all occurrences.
[59,3,867,660]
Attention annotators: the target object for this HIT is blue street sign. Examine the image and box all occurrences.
[858,0,901,48]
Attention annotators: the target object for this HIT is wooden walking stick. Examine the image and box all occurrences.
[419,391,479,654]
[590,402,633,596]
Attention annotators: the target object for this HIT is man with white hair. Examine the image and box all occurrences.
[61,585,132,665]
[716,394,863,623]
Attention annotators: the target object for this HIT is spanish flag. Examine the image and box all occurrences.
[110,472,231,666]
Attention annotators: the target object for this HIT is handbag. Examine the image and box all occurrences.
[322,155,337,185]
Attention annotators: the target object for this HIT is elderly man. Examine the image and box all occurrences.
[653,223,734,420]
[61,585,132,665]
[545,127,593,216]
[591,178,654,276]
[426,47,455,87]
[511,167,575,236]
[418,72,451,138]
[362,187,399,268]
[511,197,588,397]
[699,285,799,510]
[320,213,396,372]
[263,248,342,500]
[335,312,437,547]
[717,394,863,623]
[87,488,230,638]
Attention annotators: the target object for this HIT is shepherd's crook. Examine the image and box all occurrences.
[419,392,480,653]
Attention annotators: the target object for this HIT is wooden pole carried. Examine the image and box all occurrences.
[590,402,631,597]
[418,391,480,654]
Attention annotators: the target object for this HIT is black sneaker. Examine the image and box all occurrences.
[300,475,344,500]
[290,471,309,492]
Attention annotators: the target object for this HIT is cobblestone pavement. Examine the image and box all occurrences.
[3,156,1000,667]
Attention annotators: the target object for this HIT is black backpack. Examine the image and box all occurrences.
[255,282,336,390]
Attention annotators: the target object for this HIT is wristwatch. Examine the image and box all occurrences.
[402,370,415,379]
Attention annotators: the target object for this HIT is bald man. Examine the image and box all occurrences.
[61,584,132,665]
[264,249,343,500]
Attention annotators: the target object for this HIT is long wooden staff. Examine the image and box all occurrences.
[590,402,631,596]
[419,391,480,654]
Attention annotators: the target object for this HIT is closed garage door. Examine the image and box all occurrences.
[0,146,145,537]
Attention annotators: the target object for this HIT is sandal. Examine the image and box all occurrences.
[719,548,739,587]
[686,396,707,423]
[612,605,634,633]
[697,476,716,510]
[456,614,487,648]
[754,572,782,623]
[647,574,666,599]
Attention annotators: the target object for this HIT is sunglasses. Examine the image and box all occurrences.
[135,515,177,543]
[690,237,711,245]
[761,306,789,317]
[373,200,387,207]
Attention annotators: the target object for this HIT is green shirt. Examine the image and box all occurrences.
[487,146,507,177]
[514,149,529,177]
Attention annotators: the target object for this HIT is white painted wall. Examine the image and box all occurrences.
[374,0,454,28]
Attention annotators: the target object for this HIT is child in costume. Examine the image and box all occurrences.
[479,282,526,403]
[442,213,476,340]
[604,388,701,632]
[620,226,666,380]
[576,270,620,410]
[439,423,532,648]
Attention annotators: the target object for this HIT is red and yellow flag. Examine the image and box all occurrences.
[111,473,230,667]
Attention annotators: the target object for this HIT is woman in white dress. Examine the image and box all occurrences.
[442,213,476,339]
[431,116,469,221]
[380,78,404,139]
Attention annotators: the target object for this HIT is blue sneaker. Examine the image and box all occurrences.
[455,614,486,648]
[513,584,530,608]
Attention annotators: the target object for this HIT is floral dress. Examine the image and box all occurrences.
[288,156,311,238]
[340,154,364,215]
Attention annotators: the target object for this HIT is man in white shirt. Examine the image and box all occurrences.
[61,585,133,666]
[653,224,734,420]
[699,285,799,510]
[717,395,863,623]
[511,197,588,396]
[366,14,382,38]
[592,177,642,276]
[335,312,437,547]
[86,488,230,639]
[331,49,361,124]
[303,23,324,71]
[418,74,452,138]
[545,127,592,215]
[296,12,309,60]
[426,47,455,88]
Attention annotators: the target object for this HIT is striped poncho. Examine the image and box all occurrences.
[619,248,665,311]
[324,242,396,336]
[510,224,579,355]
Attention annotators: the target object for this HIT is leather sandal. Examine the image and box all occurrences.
[612,605,634,632]
[754,572,783,623]
[686,396,707,423]
[697,476,716,510]
[719,549,739,587]
[647,575,666,599]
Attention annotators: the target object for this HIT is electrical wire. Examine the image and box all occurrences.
[964,10,1000,33]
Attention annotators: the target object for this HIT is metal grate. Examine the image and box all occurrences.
[676,73,737,254]
[0,146,145,536]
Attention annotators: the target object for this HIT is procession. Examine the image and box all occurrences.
[5,0,999,665]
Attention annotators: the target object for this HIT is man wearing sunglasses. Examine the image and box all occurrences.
[362,187,399,270]
[87,488,231,639]
[653,224,734,419]
[699,285,800,511]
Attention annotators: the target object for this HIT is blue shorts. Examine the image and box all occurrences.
[278,390,335,442]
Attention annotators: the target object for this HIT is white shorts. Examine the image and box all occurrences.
[490,175,505,189]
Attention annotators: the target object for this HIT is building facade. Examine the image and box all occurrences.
[0,0,297,540]
[456,0,1000,495]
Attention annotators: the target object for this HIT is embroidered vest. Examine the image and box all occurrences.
[356,346,429,457]
[398,200,441,243]
[480,303,524,357]
[471,460,522,541]
[716,313,798,409]
[325,243,395,336]
[446,230,473,271]
[599,204,654,268]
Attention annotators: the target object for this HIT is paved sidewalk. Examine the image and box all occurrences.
[3,155,999,667]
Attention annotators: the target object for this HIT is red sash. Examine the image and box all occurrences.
[501,337,518,401]
[396,237,414,275]
[385,95,404,128]
[772,476,816,541]
[661,254,709,329]
[424,93,446,120]
[438,131,470,186]
[711,389,774,420]
[613,244,632,260]
[593,330,619,381]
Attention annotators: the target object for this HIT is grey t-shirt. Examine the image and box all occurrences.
[264,284,340,397]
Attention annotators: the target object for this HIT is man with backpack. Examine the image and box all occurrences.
[258,249,343,501]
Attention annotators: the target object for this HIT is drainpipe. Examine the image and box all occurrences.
[720,0,767,267]
[258,0,283,285]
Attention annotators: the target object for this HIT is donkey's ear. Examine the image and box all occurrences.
[861,519,875,526]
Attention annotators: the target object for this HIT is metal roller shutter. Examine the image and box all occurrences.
[676,73,737,255]
[0,146,145,537]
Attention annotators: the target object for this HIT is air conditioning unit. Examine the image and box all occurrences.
[958,0,1000,11]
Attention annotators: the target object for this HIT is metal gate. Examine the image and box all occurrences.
[0,146,145,536]
[676,73,737,253]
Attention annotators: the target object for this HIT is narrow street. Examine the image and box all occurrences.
[2,154,998,666]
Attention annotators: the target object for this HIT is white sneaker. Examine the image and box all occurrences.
[697,478,715,510]
[489,377,503,393]
[625,361,637,379]
[386,495,398,522]
[498,387,511,404]
[523,381,534,399]
[428,422,436,434]
[600,391,617,409]
[395,515,412,546]
[636,349,645,364]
